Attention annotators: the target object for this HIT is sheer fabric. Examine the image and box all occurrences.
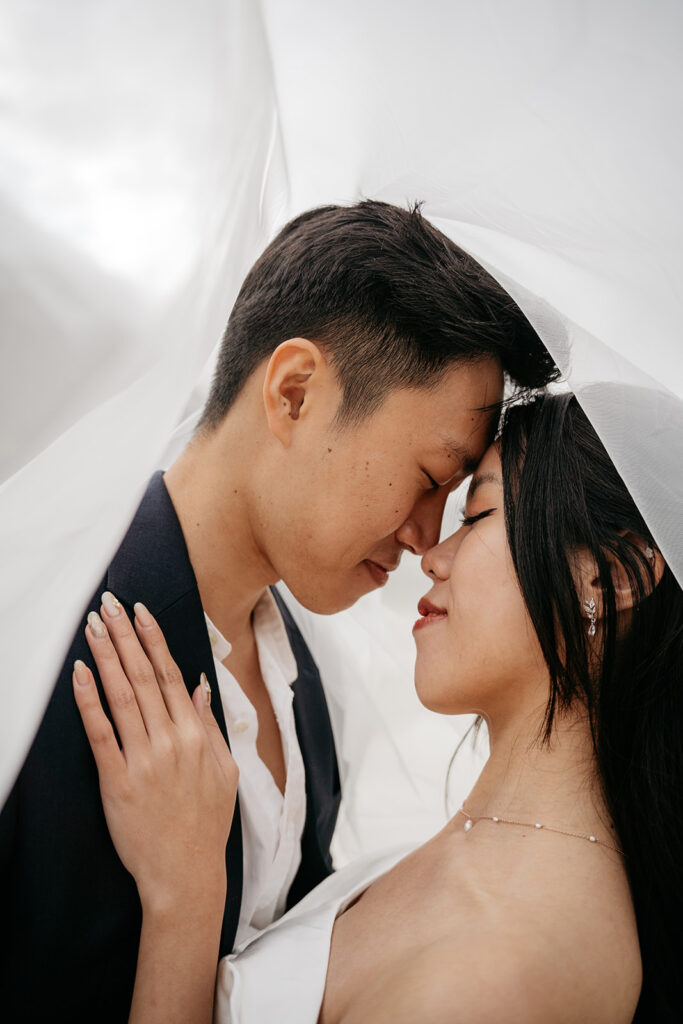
[0,0,288,808]
[1,1,681,864]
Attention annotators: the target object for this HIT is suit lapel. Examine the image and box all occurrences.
[272,589,341,906]
[107,471,243,954]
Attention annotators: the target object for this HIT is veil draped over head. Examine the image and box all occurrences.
[2,0,682,859]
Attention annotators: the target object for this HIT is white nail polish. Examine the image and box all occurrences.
[101,591,121,617]
[134,602,154,628]
[87,611,106,638]
[73,660,90,686]
[200,672,211,706]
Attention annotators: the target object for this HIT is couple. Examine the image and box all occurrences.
[2,201,679,1022]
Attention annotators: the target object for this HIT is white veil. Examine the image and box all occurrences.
[2,0,682,862]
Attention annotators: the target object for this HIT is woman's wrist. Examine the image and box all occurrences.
[131,870,226,1024]
[138,864,227,922]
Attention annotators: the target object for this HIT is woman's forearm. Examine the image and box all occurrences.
[129,878,227,1024]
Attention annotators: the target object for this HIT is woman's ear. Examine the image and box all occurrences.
[262,338,328,445]
[607,531,666,612]
[577,532,666,624]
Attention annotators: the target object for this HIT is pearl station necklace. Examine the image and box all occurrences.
[457,806,623,855]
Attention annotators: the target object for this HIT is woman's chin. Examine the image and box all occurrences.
[414,665,481,716]
[414,675,457,714]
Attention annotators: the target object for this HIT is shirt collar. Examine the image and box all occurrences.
[205,614,232,661]
[204,588,298,688]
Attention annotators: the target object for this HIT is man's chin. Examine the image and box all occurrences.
[284,574,376,616]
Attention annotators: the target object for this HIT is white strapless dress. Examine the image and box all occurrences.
[214,845,412,1024]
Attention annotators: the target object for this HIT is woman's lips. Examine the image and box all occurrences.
[413,596,448,632]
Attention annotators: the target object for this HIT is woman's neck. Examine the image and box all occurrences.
[462,703,611,838]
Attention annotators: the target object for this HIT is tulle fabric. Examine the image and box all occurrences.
[0,0,288,811]
[1,1,681,861]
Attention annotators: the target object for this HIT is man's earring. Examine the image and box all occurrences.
[645,545,655,565]
[583,597,597,637]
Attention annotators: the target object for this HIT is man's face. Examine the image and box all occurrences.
[259,357,504,614]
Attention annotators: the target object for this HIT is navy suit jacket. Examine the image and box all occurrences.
[0,472,340,1023]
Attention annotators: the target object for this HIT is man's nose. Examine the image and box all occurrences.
[395,490,449,555]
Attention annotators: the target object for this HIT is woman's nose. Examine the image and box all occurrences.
[420,535,456,580]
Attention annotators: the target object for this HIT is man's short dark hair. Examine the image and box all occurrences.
[199,200,558,431]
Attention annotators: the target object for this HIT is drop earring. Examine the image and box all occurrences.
[583,597,597,637]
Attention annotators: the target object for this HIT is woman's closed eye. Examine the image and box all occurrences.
[460,508,496,527]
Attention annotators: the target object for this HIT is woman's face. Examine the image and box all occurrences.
[413,444,548,718]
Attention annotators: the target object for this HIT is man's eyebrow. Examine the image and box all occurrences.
[467,472,502,500]
[441,440,479,476]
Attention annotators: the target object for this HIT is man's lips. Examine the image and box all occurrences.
[414,596,448,632]
[364,559,399,586]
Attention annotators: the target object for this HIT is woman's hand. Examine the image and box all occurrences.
[72,593,238,915]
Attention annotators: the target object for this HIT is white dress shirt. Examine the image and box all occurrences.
[205,590,307,947]
[215,845,414,1023]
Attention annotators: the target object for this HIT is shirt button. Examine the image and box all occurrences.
[233,719,249,734]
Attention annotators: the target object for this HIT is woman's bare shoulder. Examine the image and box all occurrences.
[337,904,641,1024]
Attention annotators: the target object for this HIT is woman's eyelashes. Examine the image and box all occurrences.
[423,470,440,491]
[460,507,496,527]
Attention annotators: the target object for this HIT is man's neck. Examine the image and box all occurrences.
[163,432,278,649]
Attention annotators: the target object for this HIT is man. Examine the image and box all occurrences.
[0,200,556,1021]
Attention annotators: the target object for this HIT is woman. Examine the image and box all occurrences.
[73,393,682,1022]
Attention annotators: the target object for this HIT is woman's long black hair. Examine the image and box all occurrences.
[498,392,682,1022]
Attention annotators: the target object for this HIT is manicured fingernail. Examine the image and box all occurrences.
[200,672,211,706]
[101,591,122,617]
[87,611,106,638]
[134,602,153,628]
[73,660,90,686]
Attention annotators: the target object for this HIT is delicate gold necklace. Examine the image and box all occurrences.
[457,806,623,855]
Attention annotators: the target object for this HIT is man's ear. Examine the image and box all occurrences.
[262,338,328,445]
[578,531,666,623]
